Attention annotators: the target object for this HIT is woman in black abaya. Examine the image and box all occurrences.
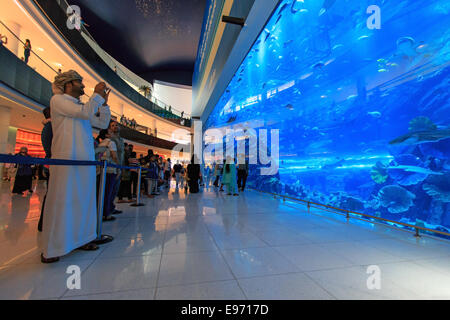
[187,155,200,193]
[12,147,33,195]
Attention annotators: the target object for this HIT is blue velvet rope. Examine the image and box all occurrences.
[0,153,143,171]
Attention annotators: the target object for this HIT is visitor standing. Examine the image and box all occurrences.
[222,157,238,196]
[237,156,249,192]
[108,120,125,215]
[187,155,200,193]
[38,107,53,232]
[41,71,111,263]
[23,39,31,64]
[12,147,33,195]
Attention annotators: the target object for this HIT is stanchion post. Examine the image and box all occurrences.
[307,201,310,213]
[414,228,421,238]
[131,166,145,207]
[93,160,113,244]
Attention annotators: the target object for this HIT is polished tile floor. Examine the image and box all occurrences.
[1,180,450,300]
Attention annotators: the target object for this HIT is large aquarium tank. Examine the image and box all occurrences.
[203,0,450,237]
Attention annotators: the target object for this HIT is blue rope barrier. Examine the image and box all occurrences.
[0,153,144,171]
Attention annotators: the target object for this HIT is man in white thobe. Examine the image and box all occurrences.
[41,70,111,263]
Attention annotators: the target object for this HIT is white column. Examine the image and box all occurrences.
[4,21,22,56]
[0,106,11,177]
[118,103,124,116]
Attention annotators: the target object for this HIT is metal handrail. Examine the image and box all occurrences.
[0,20,59,74]
[250,188,450,238]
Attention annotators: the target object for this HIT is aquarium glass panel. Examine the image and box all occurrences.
[204,0,450,237]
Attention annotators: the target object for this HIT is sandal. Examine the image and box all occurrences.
[77,243,99,251]
[41,253,60,263]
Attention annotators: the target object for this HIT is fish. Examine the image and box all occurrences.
[300,72,313,80]
[396,36,417,57]
[321,159,345,170]
[389,129,450,145]
[346,94,357,100]
[367,111,382,118]
[312,62,325,70]
[285,104,294,110]
[388,165,443,176]
[332,44,344,50]
[358,35,370,40]
[318,0,337,16]
[378,68,388,72]
[283,40,293,48]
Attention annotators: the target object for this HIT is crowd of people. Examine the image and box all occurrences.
[119,114,138,129]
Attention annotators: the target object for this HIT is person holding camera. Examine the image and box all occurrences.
[40,70,111,263]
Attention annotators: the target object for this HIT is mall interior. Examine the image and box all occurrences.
[0,0,450,300]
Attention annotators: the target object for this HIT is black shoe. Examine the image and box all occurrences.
[113,209,122,214]
[103,215,116,221]
[41,253,59,263]
[233,193,239,196]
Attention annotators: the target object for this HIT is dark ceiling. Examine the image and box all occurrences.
[69,0,207,86]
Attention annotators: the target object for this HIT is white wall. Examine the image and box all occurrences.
[153,80,192,115]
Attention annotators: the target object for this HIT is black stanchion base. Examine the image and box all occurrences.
[92,234,114,245]
[130,203,145,207]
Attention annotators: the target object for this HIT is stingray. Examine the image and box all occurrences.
[389,129,450,145]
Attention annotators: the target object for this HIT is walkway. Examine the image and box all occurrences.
[1,181,450,300]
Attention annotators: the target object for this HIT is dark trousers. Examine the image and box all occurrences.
[189,179,199,193]
[38,173,49,232]
[118,180,132,200]
[131,171,138,196]
[110,173,121,212]
[104,173,118,217]
[213,175,220,187]
[142,177,148,194]
[237,170,248,190]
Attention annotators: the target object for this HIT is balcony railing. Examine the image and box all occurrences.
[0,44,188,151]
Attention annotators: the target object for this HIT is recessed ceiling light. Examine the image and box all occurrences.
[55,63,63,67]
[37,47,44,52]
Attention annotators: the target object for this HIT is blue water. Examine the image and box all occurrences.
[203,0,450,236]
